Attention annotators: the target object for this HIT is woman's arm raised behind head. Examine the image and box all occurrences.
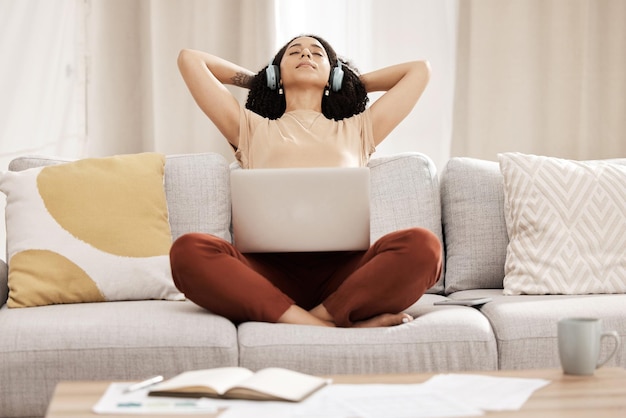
[359,61,431,146]
[177,49,256,148]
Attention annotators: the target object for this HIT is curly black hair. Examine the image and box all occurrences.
[245,35,369,121]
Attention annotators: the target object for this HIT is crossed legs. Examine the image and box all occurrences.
[170,228,442,327]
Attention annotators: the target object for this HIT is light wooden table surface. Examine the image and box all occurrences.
[45,367,626,417]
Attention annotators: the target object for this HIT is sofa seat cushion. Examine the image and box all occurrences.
[237,294,497,374]
[0,300,238,418]
[457,289,626,370]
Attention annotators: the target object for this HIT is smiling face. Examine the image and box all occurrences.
[279,36,332,91]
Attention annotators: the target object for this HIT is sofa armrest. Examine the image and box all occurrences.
[0,258,7,307]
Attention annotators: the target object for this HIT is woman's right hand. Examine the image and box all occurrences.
[177,49,255,148]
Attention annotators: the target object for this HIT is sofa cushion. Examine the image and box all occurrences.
[368,153,444,293]
[0,300,238,417]
[164,153,232,242]
[440,158,508,293]
[0,153,182,308]
[499,152,626,295]
[237,294,497,374]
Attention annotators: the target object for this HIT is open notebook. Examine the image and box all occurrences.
[148,367,331,402]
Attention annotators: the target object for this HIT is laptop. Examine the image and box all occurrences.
[230,167,370,253]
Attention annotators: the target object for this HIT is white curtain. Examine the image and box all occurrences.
[0,0,85,167]
[86,0,276,159]
[453,0,626,161]
[0,0,85,259]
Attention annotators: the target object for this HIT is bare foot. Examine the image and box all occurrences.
[352,313,414,328]
[278,304,413,328]
[277,305,335,327]
[309,304,334,324]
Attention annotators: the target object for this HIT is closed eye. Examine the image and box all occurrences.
[288,50,324,57]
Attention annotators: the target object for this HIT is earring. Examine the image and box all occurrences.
[278,80,283,95]
[324,85,330,96]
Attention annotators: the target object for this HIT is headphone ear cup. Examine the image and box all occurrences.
[330,60,344,92]
[266,64,280,90]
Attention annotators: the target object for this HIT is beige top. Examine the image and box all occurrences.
[235,106,375,169]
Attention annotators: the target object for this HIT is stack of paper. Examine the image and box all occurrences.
[215,374,550,418]
[94,372,550,417]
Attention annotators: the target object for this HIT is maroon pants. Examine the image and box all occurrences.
[170,227,442,327]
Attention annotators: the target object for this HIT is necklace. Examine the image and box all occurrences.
[287,111,323,131]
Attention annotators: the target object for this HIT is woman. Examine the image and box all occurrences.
[171,35,441,327]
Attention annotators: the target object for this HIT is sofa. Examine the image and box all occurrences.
[0,151,624,418]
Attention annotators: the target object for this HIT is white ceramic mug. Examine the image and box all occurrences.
[557,317,621,375]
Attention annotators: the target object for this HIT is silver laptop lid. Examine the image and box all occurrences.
[230,167,370,253]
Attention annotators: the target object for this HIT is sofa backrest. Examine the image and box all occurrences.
[4,151,446,297]
[367,152,445,293]
[440,157,509,293]
[163,153,232,242]
[439,156,626,295]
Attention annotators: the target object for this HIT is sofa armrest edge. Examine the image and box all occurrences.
[0,258,7,307]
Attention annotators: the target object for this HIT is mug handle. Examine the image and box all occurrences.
[597,331,621,369]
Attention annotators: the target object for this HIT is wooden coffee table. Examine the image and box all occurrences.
[45,368,626,417]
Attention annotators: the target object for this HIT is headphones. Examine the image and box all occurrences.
[266,59,344,92]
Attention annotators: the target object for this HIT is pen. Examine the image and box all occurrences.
[123,375,164,393]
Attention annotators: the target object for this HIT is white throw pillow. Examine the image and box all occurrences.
[499,152,626,295]
[0,153,184,307]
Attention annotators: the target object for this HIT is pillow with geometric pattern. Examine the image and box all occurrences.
[498,152,626,295]
[0,152,183,308]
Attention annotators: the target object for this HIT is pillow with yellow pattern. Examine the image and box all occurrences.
[0,152,183,308]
